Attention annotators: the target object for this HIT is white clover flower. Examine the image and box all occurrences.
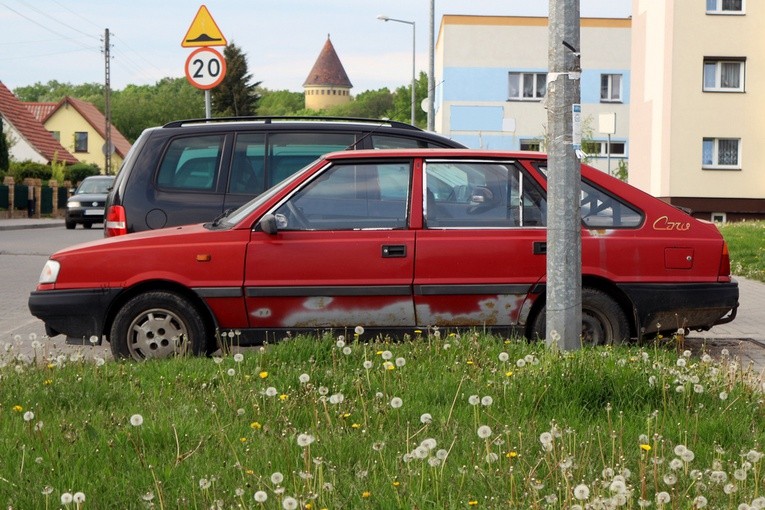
[381,350,393,360]
[574,484,590,500]
[130,414,144,427]
[73,492,85,504]
[282,496,298,510]
[395,357,406,367]
[420,413,433,424]
[498,352,509,362]
[468,394,480,405]
[299,373,310,384]
[271,472,284,484]
[265,387,278,397]
[656,491,671,504]
[296,433,315,447]
[254,490,268,502]
[363,360,373,369]
[354,326,364,335]
[61,492,73,505]
[233,353,244,363]
[23,411,35,422]
[481,395,493,407]
[477,425,492,439]
[390,397,403,409]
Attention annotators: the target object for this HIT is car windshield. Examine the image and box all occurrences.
[77,179,113,194]
[219,158,325,228]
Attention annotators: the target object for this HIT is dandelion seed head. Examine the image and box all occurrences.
[336,339,345,348]
[481,395,493,406]
[663,473,677,486]
[436,449,448,460]
[669,458,683,470]
[681,449,695,462]
[199,477,211,490]
[414,445,429,459]
[61,492,73,505]
[725,483,738,494]
[227,368,236,376]
[477,425,492,439]
[233,353,244,363]
[395,357,406,367]
[420,413,433,424]
[381,350,393,360]
[499,352,509,362]
[73,492,85,504]
[693,495,708,508]
[354,325,364,335]
[720,391,729,400]
[265,386,278,397]
[676,358,687,367]
[23,411,34,422]
[362,360,373,369]
[539,432,553,445]
[282,496,298,510]
[299,373,310,384]
[574,484,590,500]
[735,469,748,481]
[516,358,526,368]
[297,433,315,447]
[428,457,441,467]
[468,394,480,405]
[271,472,284,485]
[485,452,498,463]
[130,414,144,427]
[747,450,764,463]
[390,397,403,409]
[656,491,670,504]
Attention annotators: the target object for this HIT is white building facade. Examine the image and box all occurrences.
[435,15,631,174]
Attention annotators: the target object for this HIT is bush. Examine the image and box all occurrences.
[9,160,52,182]
[64,162,101,185]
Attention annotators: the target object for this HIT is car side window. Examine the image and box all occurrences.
[371,134,449,149]
[267,132,356,187]
[157,135,224,191]
[273,162,411,231]
[229,133,266,195]
[425,161,546,228]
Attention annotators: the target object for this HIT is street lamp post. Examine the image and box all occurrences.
[377,15,416,126]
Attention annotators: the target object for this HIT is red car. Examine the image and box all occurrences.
[29,149,738,360]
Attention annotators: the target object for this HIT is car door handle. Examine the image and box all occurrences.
[533,241,547,255]
[382,245,407,258]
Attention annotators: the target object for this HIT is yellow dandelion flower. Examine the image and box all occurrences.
[506,451,518,458]
[467,360,474,365]
[43,379,53,385]
[414,329,422,334]
[245,469,255,475]
[46,363,56,369]
[279,394,288,401]
[240,437,247,443]
[386,364,395,371]
[362,491,371,498]
[505,371,513,377]
[392,481,400,488]
[250,421,262,430]
[12,405,23,413]
[244,375,251,380]
[640,444,651,452]
[305,504,312,510]
[469,500,478,506]
[351,423,361,429]
[376,350,384,355]
[342,412,351,419]
[259,371,268,379]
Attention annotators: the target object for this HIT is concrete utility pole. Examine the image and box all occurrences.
[103,28,113,175]
[546,0,582,350]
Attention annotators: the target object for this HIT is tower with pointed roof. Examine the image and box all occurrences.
[303,35,352,110]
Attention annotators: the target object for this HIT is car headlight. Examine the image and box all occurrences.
[68,201,81,208]
[39,260,61,284]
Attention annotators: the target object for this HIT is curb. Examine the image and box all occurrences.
[0,222,65,232]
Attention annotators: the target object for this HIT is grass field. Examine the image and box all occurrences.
[720,220,765,283]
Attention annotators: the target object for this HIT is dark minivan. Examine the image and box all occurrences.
[105,117,465,236]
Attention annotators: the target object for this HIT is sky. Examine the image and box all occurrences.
[0,0,631,94]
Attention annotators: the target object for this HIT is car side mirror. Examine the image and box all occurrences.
[470,186,494,204]
[258,213,278,235]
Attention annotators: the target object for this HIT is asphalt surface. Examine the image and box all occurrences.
[2,217,763,379]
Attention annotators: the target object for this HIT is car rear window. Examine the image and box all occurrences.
[157,135,224,191]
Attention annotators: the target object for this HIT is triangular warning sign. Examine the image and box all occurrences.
[182,5,227,48]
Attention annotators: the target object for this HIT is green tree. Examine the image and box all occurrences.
[212,42,261,116]
[257,89,305,116]
[390,71,428,127]
[0,120,9,172]
[14,80,102,103]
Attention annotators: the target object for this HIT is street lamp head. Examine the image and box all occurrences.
[377,15,390,21]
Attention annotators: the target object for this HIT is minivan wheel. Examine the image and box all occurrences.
[529,288,629,346]
[110,291,209,360]
[65,220,76,230]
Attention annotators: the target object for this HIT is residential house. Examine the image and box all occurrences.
[629,0,764,221]
[434,15,631,174]
[0,82,78,166]
[40,96,132,173]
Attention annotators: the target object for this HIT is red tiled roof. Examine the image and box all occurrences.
[24,102,57,122]
[303,35,353,88]
[0,82,79,165]
[47,96,132,158]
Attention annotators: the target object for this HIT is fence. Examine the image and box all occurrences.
[1,177,71,219]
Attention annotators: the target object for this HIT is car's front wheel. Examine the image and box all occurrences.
[109,291,209,360]
[529,288,630,346]
[65,220,76,230]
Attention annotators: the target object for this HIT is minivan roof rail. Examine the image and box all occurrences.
[162,116,421,131]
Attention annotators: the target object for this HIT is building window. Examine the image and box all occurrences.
[711,212,727,223]
[520,139,542,152]
[706,0,744,14]
[582,141,626,157]
[703,58,745,92]
[508,72,547,101]
[600,74,622,102]
[702,138,741,169]
[74,132,88,153]
[50,131,60,141]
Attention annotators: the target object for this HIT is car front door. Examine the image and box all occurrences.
[414,159,548,329]
[243,159,417,331]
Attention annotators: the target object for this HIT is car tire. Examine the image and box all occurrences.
[529,288,629,346]
[65,220,76,230]
[109,291,209,361]
[83,223,93,229]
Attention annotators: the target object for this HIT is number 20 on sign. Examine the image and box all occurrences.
[185,47,227,90]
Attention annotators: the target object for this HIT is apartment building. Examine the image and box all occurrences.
[434,15,631,174]
[630,0,764,221]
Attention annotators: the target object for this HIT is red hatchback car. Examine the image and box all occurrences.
[29,150,738,360]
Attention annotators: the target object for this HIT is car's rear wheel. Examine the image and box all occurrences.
[109,291,209,360]
[83,223,93,229]
[65,220,76,230]
[529,288,629,346]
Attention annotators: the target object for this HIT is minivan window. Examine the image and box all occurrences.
[372,134,446,149]
[229,133,266,194]
[267,132,355,186]
[157,135,224,191]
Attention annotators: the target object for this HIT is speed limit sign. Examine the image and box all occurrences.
[185,47,227,90]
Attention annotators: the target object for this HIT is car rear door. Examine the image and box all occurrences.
[414,158,548,328]
[243,158,417,330]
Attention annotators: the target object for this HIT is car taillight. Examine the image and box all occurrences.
[719,241,732,281]
[105,205,127,237]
